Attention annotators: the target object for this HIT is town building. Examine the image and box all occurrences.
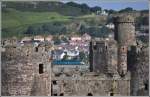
[34,35,45,42]
[106,23,115,29]
[45,35,53,42]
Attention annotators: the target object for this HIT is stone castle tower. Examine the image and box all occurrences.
[114,15,136,46]
[90,15,136,77]
[1,43,52,96]
[114,15,136,77]
[89,38,118,76]
[117,45,128,77]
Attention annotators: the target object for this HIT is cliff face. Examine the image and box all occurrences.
[1,45,51,96]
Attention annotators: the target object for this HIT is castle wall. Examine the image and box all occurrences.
[51,78,130,96]
[89,39,118,75]
[1,45,52,96]
[128,46,149,96]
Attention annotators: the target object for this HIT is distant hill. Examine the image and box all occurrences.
[2,1,100,16]
[2,8,71,38]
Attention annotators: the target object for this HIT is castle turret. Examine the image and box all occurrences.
[114,15,136,77]
[114,15,136,46]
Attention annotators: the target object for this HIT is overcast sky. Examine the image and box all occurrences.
[61,0,149,11]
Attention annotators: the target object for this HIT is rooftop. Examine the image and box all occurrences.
[52,60,82,65]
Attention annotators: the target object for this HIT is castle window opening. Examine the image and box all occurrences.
[60,93,64,96]
[63,83,66,86]
[35,47,38,52]
[144,83,148,90]
[39,64,44,74]
[106,46,107,50]
[87,93,93,96]
[110,92,114,96]
[53,93,57,96]
[53,80,57,85]
[55,73,61,77]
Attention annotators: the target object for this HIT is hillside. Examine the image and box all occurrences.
[1,1,97,38]
[2,1,93,16]
[2,8,72,38]
[2,8,71,29]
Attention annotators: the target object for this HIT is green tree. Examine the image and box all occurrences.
[108,9,117,14]
[79,24,86,35]
[79,52,85,61]
[91,6,102,12]
[25,26,37,35]
[119,7,134,13]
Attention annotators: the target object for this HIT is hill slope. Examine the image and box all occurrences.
[2,8,71,38]
[2,1,94,16]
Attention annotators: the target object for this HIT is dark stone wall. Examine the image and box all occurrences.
[127,46,149,96]
[1,45,51,96]
[51,79,130,96]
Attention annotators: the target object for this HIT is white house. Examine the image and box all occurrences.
[71,36,82,41]
[82,33,91,41]
[106,23,115,29]
[101,10,108,16]
[21,37,32,43]
[45,35,53,41]
[34,35,44,42]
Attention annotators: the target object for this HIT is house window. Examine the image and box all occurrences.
[87,93,93,96]
[39,64,44,74]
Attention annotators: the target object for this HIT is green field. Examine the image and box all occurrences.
[2,8,71,38]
